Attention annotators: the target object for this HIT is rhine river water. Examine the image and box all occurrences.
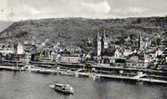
[0,70,167,99]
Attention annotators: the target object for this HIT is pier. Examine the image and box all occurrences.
[0,64,167,85]
[74,71,167,84]
[0,65,25,71]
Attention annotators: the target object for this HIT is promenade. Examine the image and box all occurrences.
[0,64,167,85]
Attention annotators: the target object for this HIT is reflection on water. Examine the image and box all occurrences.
[0,71,167,99]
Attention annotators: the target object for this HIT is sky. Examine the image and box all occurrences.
[0,0,167,21]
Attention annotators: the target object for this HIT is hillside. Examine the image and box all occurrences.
[0,21,13,33]
[0,17,167,46]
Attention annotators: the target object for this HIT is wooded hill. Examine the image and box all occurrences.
[0,17,167,46]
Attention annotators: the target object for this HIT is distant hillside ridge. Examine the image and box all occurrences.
[0,21,13,33]
[0,17,167,45]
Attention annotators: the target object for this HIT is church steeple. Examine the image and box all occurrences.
[103,30,108,49]
[97,32,102,56]
[138,32,143,50]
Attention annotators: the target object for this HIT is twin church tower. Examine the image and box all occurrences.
[97,31,109,57]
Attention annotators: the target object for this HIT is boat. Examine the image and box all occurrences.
[49,83,74,95]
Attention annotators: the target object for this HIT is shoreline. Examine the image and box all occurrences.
[0,65,167,85]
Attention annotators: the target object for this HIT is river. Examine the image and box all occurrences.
[0,70,167,99]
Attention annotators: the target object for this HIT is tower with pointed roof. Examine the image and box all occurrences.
[103,31,108,49]
[97,32,102,56]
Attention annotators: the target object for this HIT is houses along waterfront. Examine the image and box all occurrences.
[0,30,167,84]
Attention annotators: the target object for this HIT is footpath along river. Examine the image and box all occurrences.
[0,70,167,99]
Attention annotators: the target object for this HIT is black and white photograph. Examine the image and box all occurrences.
[0,0,167,99]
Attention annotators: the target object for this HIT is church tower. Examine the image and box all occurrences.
[103,31,108,49]
[139,32,144,51]
[97,32,102,56]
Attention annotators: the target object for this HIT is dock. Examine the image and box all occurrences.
[76,72,167,84]
[0,65,25,71]
[57,62,167,74]
[0,64,167,85]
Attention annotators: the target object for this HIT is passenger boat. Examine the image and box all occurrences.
[49,83,74,95]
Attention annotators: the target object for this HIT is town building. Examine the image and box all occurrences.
[59,55,81,64]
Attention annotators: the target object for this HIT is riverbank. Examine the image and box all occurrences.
[0,65,167,85]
